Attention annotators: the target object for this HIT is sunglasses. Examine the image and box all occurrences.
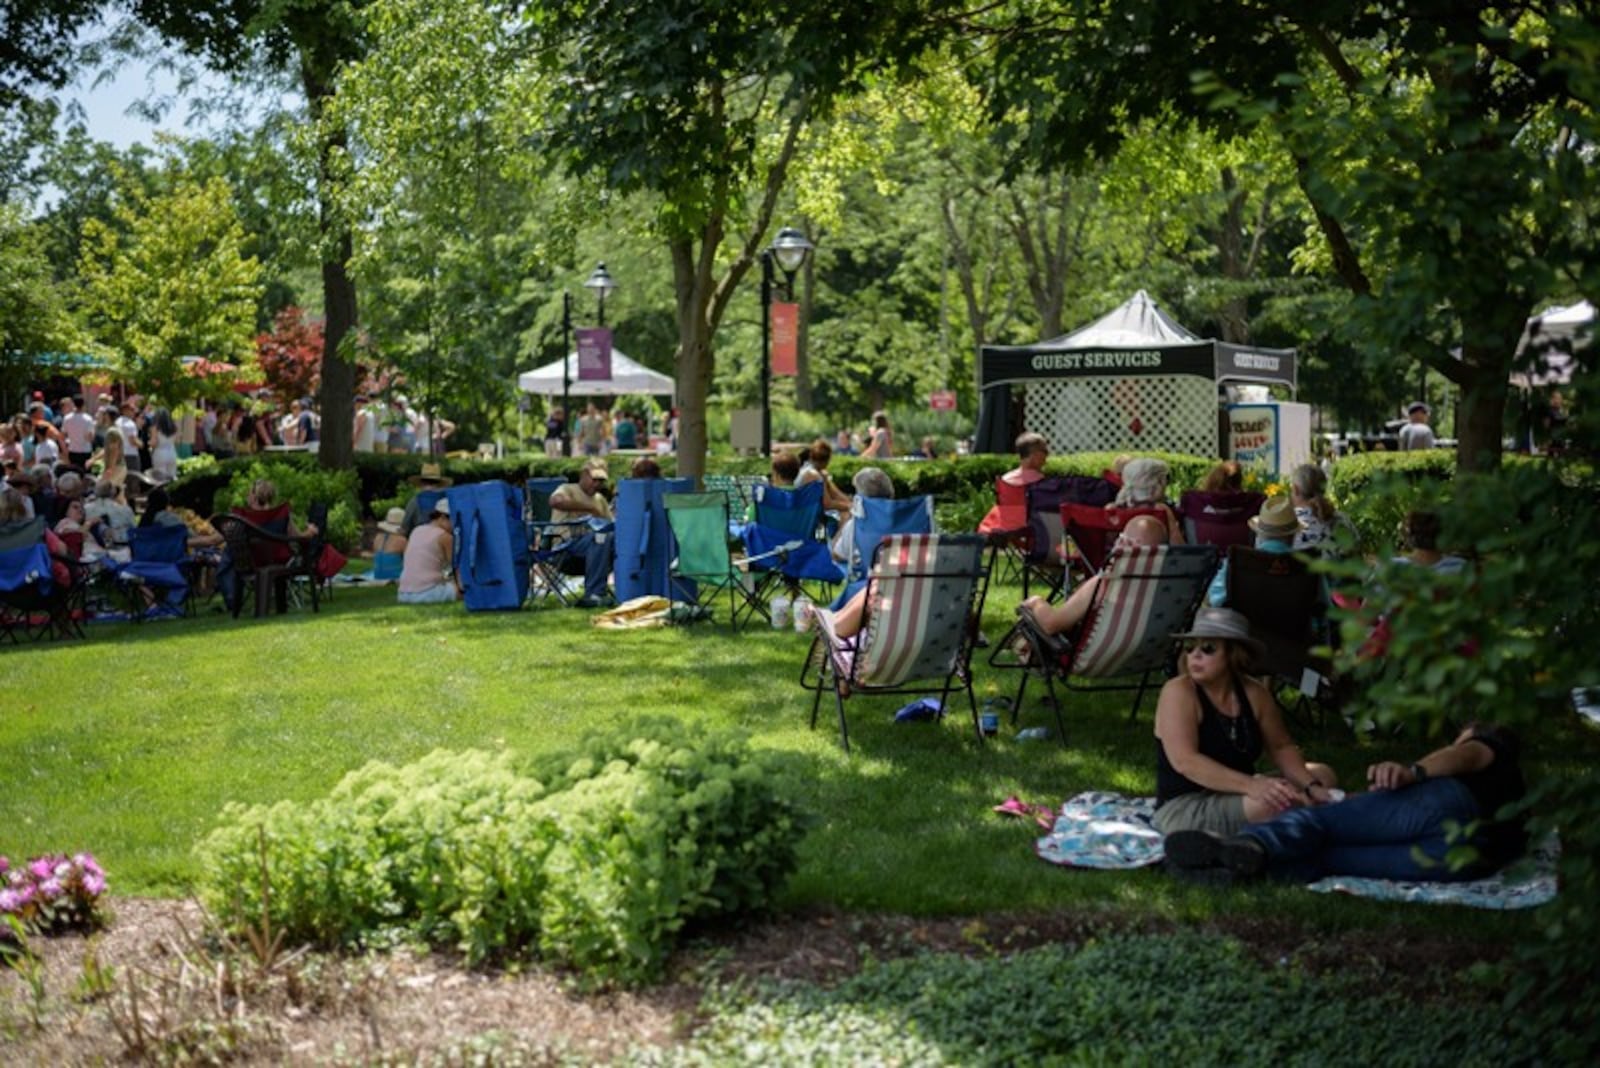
[1183,640,1220,656]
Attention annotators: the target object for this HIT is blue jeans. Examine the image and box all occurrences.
[1240,778,1489,883]
[565,530,615,599]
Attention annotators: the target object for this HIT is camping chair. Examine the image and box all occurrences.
[1060,502,1168,581]
[613,477,694,603]
[978,475,1030,585]
[115,523,192,620]
[0,516,88,640]
[800,533,990,752]
[663,491,791,629]
[1011,476,1119,599]
[991,543,1219,739]
[1178,490,1265,550]
[524,476,590,606]
[830,494,936,609]
[1225,545,1336,722]
[742,480,843,605]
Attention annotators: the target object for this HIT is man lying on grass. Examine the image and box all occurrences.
[1164,722,1527,884]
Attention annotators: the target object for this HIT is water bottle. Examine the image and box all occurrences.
[769,593,791,629]
[792,595,813,632]
[1016,727,1050,742]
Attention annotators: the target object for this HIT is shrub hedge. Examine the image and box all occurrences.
[194,719,808,985]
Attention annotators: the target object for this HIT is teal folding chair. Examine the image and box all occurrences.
[664,492,788,629]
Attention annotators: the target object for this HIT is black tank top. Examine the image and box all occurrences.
[1156,677,1262,805]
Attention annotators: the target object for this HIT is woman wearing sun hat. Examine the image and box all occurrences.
[371,507,408,582]
[1152,606,1339,838]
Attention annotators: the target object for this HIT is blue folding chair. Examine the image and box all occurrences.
[613,477,694,602]
[830,494,936,609]
[0,536,59,642]
[117,523,191,620]
[742,480,844,603]
[524,476,592,606]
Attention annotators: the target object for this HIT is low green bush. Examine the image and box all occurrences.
[194,720,808,985]
[643,931,1522,1065]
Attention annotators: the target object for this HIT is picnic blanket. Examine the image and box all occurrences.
[1031,790,1559,910]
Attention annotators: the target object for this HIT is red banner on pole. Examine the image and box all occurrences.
[770,302,799,376]
[929,390,958,411]
[576,327,613,381]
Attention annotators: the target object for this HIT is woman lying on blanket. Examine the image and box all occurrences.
[1164,722,1527,884]
[1153,607,1339,838]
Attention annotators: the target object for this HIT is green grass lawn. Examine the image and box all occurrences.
[5,580,1593,947]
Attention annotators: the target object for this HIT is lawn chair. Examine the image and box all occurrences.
[524,476,589,606]
[1178,490,1265,550]
[742,480,843,605]
[663,491,790,629]
[830,494,935,609]
[1012,476,1119,599]
[801,533,990,752]
[1225,545,1336,721]
[1060,502,1168,578]
[992,543,1218,739]
[115,523,192,620]
[0,516,86,641]
[210,512,321,618]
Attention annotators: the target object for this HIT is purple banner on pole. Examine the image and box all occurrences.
[576,327,613,381]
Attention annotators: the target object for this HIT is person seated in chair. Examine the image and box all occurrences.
[399,464,453,536]
[550,459,616,608]
[1207,495,1304,606]
[1153,607,1338,839]
[829,466,895,570]
[238,478,318,538]
[397,498,460,604]
[1164,722,1525,884]
[1392,509,1468,575]
[84,478,136,547]
[977,432,1049,536]
[1111,458,1183,543]
[0,488,73,587]
[1016,514,1168,642]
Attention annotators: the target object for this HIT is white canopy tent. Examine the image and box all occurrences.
[516,349,676,400]
[1511,299,1594,388]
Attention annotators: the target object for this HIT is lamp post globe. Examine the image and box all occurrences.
[584,262,617,325]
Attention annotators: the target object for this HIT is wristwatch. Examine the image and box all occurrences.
[1409,762,1429,783]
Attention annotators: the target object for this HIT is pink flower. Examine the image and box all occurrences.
[38,878,64,900]
[0,856,10,874]
[28,857,53,880]
[0,888,20,912]
[82,872,106,897]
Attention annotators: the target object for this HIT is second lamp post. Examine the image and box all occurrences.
[761,227,815,456]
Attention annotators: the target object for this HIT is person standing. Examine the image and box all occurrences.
[149,408,180,481]
[353,394,377,453]
[543,405,566,457]
[1398,402,1436,451]
[60,397,96,469]
[860,410,894,458]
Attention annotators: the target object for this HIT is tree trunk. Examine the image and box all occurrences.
[304,62,357,472]
[670,237,715,482]
[1214,167,1251,344]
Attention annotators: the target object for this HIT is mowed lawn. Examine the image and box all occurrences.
[5,581,1591,947]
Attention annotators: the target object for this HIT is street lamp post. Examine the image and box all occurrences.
[560,291,573,457]
[559,263,618,458]
[760,227,814,456]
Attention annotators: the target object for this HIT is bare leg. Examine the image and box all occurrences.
[830,588,868,638]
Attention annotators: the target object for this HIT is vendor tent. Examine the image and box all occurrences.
[1511,299,1593,388]
[516,349,675,400]
[975,290,1296,455]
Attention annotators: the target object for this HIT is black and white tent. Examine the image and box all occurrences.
[975,290,1297,455]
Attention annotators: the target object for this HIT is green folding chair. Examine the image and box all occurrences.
[664,492,788,629]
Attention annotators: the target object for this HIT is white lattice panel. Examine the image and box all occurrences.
[1027,375,1217,456]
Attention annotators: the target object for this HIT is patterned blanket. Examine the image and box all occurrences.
[1032,790,1559,910]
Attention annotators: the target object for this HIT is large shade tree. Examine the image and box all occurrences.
[979,1,1600,470]
[133,0,370,469]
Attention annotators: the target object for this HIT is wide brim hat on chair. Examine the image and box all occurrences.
[377,507,405,533]
[409,462,453,488]
[1171,606,1266,662]
[1248,495,1303,539]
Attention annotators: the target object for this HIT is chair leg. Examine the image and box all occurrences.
[1048,674,1069,746]
[1127,670,1153,723]
[1013,671,1029,726]
[832,685,851,753]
